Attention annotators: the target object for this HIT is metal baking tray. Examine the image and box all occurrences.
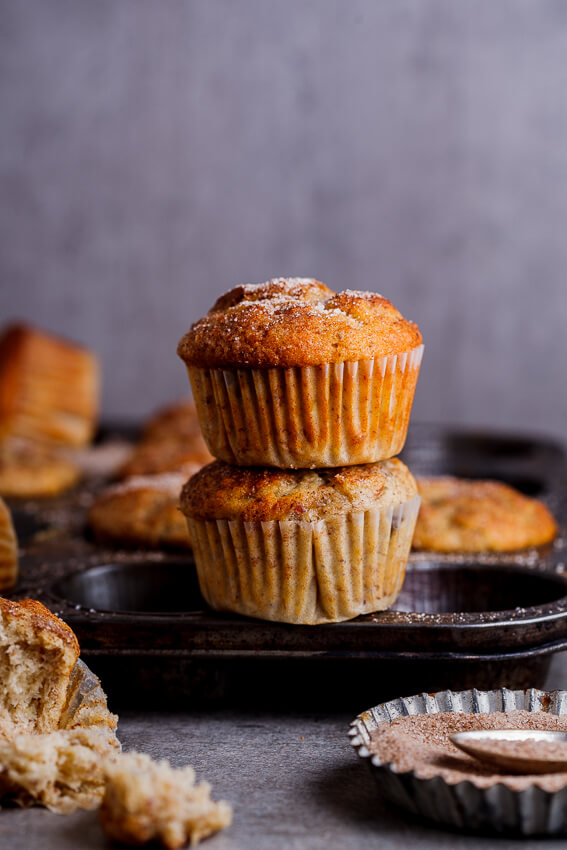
[6,423,567,708]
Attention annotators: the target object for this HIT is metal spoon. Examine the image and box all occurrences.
[450,729,567,774]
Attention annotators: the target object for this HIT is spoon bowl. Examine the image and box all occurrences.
[450,729,567,774]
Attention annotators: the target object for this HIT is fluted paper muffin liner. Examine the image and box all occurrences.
[350,687,567,836]
[185,494,420,625]
[187,345,423,468]
[60,658,118,733]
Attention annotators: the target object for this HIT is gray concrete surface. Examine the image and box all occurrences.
[1,1,567,440]
[2,651,567,848]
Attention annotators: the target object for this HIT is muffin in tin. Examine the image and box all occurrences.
[0,497,18,590]
[413,476,557,552]
[117,399,213,480]
[177,278,423,468]
[88,472,193,550]
[0,441,80,499]
[0,323,99,448]
[180,458,420,625]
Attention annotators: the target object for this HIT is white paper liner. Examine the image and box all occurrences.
[186,495,420,625]
[350,687,567,836]
[60,658,119,734]
[187,345,423,468]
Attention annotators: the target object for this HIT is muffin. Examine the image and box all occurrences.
[0,323,100,448]
[140,398,202,442]
[0,597,80,736]
[180,458,420,624]
[0,498,18,591]
[89,472,193,550]
[177,278,423,468]
[0,441,80,498]
[118,400,213,479]
[413,476,557,553]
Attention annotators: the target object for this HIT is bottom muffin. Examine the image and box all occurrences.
[180,459,420,625]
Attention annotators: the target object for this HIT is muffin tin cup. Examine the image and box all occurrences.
[187,345,424,468]
[185,495,421,625]
[349,687,567,836]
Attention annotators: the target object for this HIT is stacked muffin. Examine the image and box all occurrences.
[177,278,423,624]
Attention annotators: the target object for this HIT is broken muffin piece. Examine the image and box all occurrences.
[0,597,80,737]
[0,726,119,813]
[100,751,232,848]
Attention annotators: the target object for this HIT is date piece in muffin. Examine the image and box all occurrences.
[180,458,420,624]
[89,472,194,550]
[177,278,423,468]
[100,751,232,848]
[0,497,18,591]
[0,323,100,448]
[0,597,80,737]
[412,476,557,553]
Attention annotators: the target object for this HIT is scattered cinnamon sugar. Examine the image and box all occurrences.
[368,710,567,791]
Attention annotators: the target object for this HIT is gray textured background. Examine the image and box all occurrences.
[1,0,566,438]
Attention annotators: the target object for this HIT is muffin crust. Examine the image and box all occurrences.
[181,458,417,522]
[177,278,422,369]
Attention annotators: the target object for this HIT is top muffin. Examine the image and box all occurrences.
[177,278,422,369]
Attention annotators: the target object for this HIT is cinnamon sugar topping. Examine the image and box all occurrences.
[178,278,422,368]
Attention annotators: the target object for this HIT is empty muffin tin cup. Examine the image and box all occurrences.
[350,687,567,836]
[53,561,203,614]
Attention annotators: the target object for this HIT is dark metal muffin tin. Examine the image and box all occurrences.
[8,424,567,708]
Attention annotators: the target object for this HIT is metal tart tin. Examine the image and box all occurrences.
[349,687,567,836]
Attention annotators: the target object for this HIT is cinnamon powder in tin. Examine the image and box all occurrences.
[368,710,567,791]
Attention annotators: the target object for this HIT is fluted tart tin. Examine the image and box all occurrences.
[349,687,567,836]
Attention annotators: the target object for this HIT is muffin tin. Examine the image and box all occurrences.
[8,423,567,707]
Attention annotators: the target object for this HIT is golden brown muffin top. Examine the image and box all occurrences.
[413,476,558,553]
[141,399,202,442]
[180,458,417,522]
[117,399,213,480]
[0,596,80,657]
[117,438,212,480]
[89,473,192,550]
[177,278,422,369]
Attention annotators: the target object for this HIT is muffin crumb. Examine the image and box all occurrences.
[100,751,232,848]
